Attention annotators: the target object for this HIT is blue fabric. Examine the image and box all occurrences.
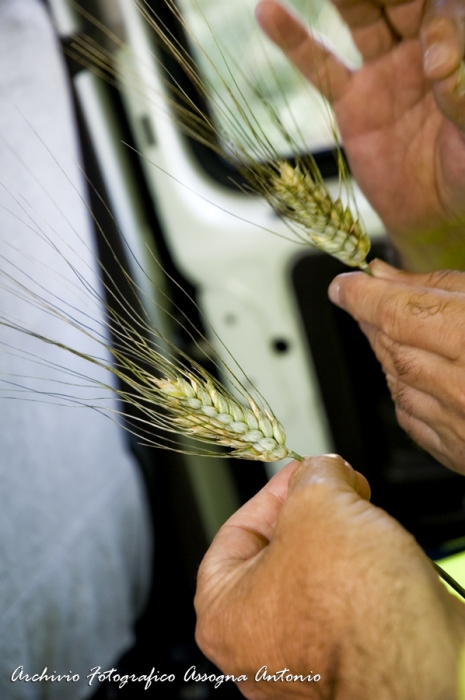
[0,1,153,697]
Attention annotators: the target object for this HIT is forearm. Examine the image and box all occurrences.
[340,573,465,700]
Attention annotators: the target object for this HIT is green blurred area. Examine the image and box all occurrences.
[177,0,361,155]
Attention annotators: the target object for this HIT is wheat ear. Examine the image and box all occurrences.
[265,161,370,270]
[152,372,301,461]
[68,3,371,271]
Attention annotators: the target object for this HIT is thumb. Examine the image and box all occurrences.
[289,453,371,501]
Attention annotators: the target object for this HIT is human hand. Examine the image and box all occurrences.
[195,454,465,699]
[328,259,465,473]
[256,0,465,270]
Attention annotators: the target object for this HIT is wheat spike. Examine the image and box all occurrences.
[0,296,300,461]
[255,160,370,269]
[152,373,294,461]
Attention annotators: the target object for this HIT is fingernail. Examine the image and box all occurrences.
[370,258,400,279]
[424,42,453,75]
[328,280,341,306]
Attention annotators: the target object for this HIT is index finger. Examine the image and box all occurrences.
[255,0,352,101]
[328,271,465,360]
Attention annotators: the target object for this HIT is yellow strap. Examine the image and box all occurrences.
[436,550,465,599]
[459,643,465,700]
[436,550,465,698]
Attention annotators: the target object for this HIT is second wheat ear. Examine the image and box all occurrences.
[247,159,371,270]
[68,0,372,271]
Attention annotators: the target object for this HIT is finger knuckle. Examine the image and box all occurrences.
[378,290,407,336]
[394,403,415,435]
[389,341,420,381]
[377,332,420,382]
[379,290,451,338]
[453,389,465,417]
[405,292,450,319]
[423,269,462,290]
[392,384,414,417]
